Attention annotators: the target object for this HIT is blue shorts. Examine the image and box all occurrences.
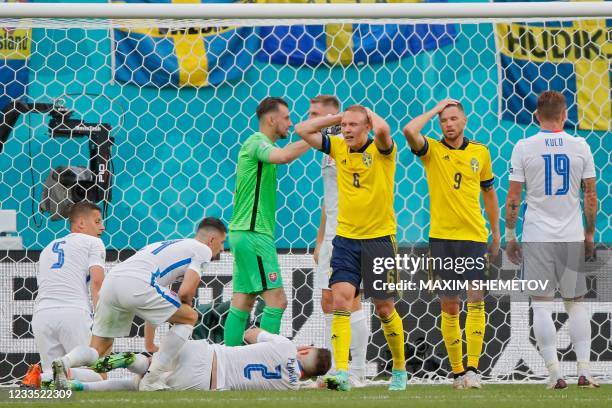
[429,238,489,296]
[330,235,399,300]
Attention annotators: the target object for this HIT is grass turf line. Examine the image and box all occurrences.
[1,384,610,408]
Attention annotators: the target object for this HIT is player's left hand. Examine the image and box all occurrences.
[488,235,501,261]
[505,240,521,265]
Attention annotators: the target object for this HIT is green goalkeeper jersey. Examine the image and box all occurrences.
[229,132,277,238]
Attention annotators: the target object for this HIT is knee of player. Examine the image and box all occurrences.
[271,298,288,311]
[332,294,353,311]
[267,291,288,310]
[177,306,198,326]
[373,300,394,318]
[187,308,198,325]
[440,298,461,315]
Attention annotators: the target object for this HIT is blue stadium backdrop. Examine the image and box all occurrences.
[0,0,609,250]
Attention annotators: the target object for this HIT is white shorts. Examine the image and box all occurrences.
[32,308,92,371]
[92,276,180,338]
[521,242,588,299]
[165,340,213,391]
[314,240,333,291]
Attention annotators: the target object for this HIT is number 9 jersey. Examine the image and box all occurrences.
[412,136,494,243]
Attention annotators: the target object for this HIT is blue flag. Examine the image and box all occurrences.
[0,5,30,109]
[257,0,457,66]
[114,0,259,88]
[496,0,611,131]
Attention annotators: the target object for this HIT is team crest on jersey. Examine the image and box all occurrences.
[362,152,373,167]
[269,272,278,282]
[470,158,479,173]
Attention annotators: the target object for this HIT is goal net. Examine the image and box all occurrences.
[0,1,610,385]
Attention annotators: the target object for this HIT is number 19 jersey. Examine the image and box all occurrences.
[509,131,596,242]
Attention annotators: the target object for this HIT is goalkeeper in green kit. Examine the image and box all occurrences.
[224,97,311,346]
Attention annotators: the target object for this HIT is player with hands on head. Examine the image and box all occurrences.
[403,98,500,389]
[296,104,407,391]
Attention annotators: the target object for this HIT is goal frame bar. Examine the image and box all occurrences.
[0,2,610,20]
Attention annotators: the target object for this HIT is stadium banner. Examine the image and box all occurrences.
[113,0,259,88]
[0,0,30,110]
[496,0,611,131]
[258,0,457,66]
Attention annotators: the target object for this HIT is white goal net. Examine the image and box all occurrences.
[0,1,610,385]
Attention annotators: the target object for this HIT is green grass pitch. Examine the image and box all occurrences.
[2,385,611,408]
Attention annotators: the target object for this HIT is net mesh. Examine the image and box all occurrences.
[0,13,610,385]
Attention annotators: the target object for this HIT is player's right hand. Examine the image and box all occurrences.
[313,245,320,265]
[434,98,460,113]
[505,240,522,265]
[584,233,595,261]
[145,343,159,353]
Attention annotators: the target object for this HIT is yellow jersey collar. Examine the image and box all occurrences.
[441,137,469,150]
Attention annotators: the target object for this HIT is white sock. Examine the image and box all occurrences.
[61,346,99,369]
[532,301,561,379]
[349,309,368,379]
[83,377,139,392]
[41,372,52,382]
[565,301,591,377]
[323,313,335,373]
[128,354,150,376]
[149,324,192,373]
[69,368,103,382]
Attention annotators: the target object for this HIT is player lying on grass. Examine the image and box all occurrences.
[55,328,331,392]
[51,218,227,392]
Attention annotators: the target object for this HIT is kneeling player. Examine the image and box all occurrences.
[52,217,227,391]
[26,202,106,387]
[403,99,500,389]
[64,328,331,392]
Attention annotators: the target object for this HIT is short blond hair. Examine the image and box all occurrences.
[310,95,340,110]
[344,104,370,125]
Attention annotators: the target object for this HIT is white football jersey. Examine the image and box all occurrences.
[35,233,105,313]
[213,332,301,391]
[508,130,596,242]
[109,238,212,287]
[322,154,339,242]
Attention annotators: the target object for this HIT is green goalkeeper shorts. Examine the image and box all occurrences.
[229,230,282,294]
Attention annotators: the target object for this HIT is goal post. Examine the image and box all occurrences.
[0,1,610,386]
[0,2,610,19]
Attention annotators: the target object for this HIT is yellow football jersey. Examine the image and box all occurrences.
[413,136,494,242]
[322,135,397,239]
